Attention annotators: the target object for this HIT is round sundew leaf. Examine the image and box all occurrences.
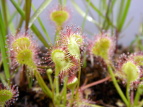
[68,42,80,59]
[50,10,69,26]
[72,34,83,45]
[67,76,78,90]
[16,49,36,69]
[122,61,139,82]
[0,90,13,104]
[12,37,31,51]
[51,49,74,76]
[67,34,82,59]
[133,55,143,66]
[92,38,111,60]
[16,49,33,64]
[51,49,66,67]
[51,49,69,71]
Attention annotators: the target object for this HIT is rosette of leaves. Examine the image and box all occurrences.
[9,33,38,71]
[51,26,84,88]
[50,47,78,88]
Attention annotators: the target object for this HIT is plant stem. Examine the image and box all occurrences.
[60,77,68,106]
[34,70,52,98]
[77,66,81,89]
[54,67,60,94]
[134,86,142,106]
[130,90,134,105]
[81,76,111,90]
[107,65,129,106]
[126,82,131,106]
[0,73,7,86]
[69,89,75,107]
[46,71,54,92]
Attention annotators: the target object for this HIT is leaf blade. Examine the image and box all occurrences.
[29,0,52,28]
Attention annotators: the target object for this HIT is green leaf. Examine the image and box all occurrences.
[32,5,51,43]
[117,0,131,31]
[0,0,8,32]
[31,24,50,48]
[0,10,10,83]
[34,70,52,98]
[10,0,50,48]
[86,0,104,18]
[116,0,125,27]
[81,8,88,30]
[29,0,52,28]
[10,0,25,18]
[25,0,32,30]
[7,10,17,32]
[71,0,101,28]
[63,0,67,6]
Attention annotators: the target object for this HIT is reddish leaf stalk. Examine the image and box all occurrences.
[80,76,111,90]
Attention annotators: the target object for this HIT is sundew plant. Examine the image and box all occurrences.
[0,0,143,107]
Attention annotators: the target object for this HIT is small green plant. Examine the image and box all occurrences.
[9,33,38,71]
[116,53,141,86]
[8,33,53,98]
[115,53,143,106]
